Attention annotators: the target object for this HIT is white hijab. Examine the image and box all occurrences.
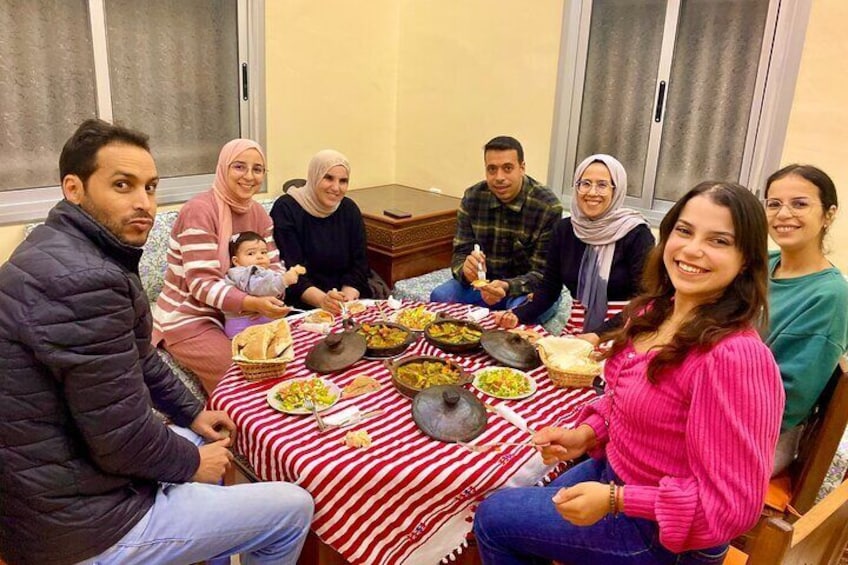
[288,149,351,218]
[570,154,648,331]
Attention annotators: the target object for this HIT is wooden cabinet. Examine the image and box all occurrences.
[347,184,460,287]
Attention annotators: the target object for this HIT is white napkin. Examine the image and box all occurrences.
[467,307,490,322]
[386,295,403,310]
[322,406,361,427]
[300,322,331,335]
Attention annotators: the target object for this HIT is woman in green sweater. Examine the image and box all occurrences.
[764,164,848,474]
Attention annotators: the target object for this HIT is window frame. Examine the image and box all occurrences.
[0,0,265,226]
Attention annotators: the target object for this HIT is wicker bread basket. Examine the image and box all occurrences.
[233,358,290,381]
[537,347,600,388]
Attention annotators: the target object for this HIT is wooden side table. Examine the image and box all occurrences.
[347,184,460,287]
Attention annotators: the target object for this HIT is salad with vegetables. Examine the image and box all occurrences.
[275,378,337,411]
[474,368,534,398]
[394,306,436,331]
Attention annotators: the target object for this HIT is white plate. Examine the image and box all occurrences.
[472,367,537,400]
[267,377,342,415]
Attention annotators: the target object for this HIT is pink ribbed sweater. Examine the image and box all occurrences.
[152,190,282,346]
[580,328,784,553]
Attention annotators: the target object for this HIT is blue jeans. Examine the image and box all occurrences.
[430,279,558,323]
[473,458,729,565]
[77,427,314,565]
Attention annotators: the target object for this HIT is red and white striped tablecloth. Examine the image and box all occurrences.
[564,300,629,335]
[210,302,597,565]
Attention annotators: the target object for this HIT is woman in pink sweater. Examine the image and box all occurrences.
[152,139,289,393]
[474,182,784,564]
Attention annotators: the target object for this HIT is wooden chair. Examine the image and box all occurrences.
[785,357,848,514]
[725,479,848,564]
[282,178,306,193]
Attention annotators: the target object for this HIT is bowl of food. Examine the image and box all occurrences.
[386,355,471,398]
[355,322,416,358]
[423,319,484,354]
[472,366,537,400]
[391,305,437,331]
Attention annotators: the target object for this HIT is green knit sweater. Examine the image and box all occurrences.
[766,251,848,431]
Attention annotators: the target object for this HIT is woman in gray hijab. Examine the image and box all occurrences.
[497,154,654,341]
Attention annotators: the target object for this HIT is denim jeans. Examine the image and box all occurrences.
[76,427,314,565]
[430,279,559,323]
[473,458,729,565]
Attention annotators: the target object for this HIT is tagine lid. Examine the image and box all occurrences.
[480,330,541,370]
[411,385,487,443]
[305,331,367,373]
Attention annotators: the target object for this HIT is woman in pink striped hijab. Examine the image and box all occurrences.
[152,139,289,393]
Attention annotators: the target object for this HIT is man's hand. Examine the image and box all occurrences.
[479,280,508,305]
[462,250,486,284]
[493,310,519,329]
[552,481,610,526]
[243,295,291,319]
[534,424,596,465]
[191,410,237,443]
[192,438,233,484]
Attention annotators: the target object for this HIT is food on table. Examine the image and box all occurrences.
[427,321,483,345]
[396,360,463,390]
[274,377,338,412]
[346,301,367,315]
[536,336,602,374]
[232,319,294,361]
[394,306,437,330]
[357,323,410,349]
[343,429,372,449]
[342,375,382,398]
[508,328,542,345]
[305,310,335,325]
[475,367,533,398]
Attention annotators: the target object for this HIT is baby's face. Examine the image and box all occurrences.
[233,240,271,268]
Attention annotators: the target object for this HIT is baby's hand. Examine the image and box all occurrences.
[284,264,306,286]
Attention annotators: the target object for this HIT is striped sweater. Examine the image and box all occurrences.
[580,329,784,553]
[152,190,282,346]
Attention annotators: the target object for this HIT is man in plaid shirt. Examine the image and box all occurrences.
[430,136,562,320]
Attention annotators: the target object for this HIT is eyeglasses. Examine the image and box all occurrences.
[763,198,819,217]
[574,179,614,194]
[230,162,267,176]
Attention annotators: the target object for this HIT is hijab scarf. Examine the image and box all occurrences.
[212,138,266,273]
[570,154,648,331]
[288,149,351,218]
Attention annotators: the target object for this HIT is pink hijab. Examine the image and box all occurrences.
[288,149,351,218]
[212,139,266,272]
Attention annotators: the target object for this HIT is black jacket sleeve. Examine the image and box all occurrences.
[26,268,199,483]
[339,202,370,294]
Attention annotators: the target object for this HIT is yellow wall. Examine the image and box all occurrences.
[263,0,400,195]
[394,1,564,195]
[779,0,848,271]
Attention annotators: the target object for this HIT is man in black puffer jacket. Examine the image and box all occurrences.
[0,119,313,565]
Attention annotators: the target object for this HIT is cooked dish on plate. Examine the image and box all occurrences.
[357,323,410,349]
[393,306,436,331]
[396,360,463,390]
[267,377,340,414]
[472,367,536,399]
[426,321,483,344]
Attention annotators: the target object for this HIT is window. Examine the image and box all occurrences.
[0,0,265,225]
[548,0,812,222]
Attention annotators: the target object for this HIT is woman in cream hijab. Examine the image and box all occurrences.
[496,154,654,341]
[271,149,372,314]
[153,139,290,393]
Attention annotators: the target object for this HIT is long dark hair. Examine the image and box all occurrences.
[599,182,769,382]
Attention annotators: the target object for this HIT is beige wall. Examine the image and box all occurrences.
[263,0,400,195]
[779,0,848,271]
[2,1,846,270]
[394,1,564,195]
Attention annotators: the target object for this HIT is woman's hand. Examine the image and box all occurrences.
[552,481,610,526]
[340,285,360,302]
[576,332,600,347]
[493,310,519,329]
[534,424,596,465]
[243,295,291,319]
[321,289,347,315]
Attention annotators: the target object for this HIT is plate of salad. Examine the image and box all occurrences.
[472,367,537,400]
[267,377,341,414]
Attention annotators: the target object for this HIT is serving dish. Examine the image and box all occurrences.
[472,366,537,400]
[423,319,484,354]
[355,321,416,358]
[480,330,541,370]
[390,305,437,331]
[266,377,341,414]
[385,355,471,398]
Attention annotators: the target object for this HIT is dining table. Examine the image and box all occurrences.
[209,301,599,565]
